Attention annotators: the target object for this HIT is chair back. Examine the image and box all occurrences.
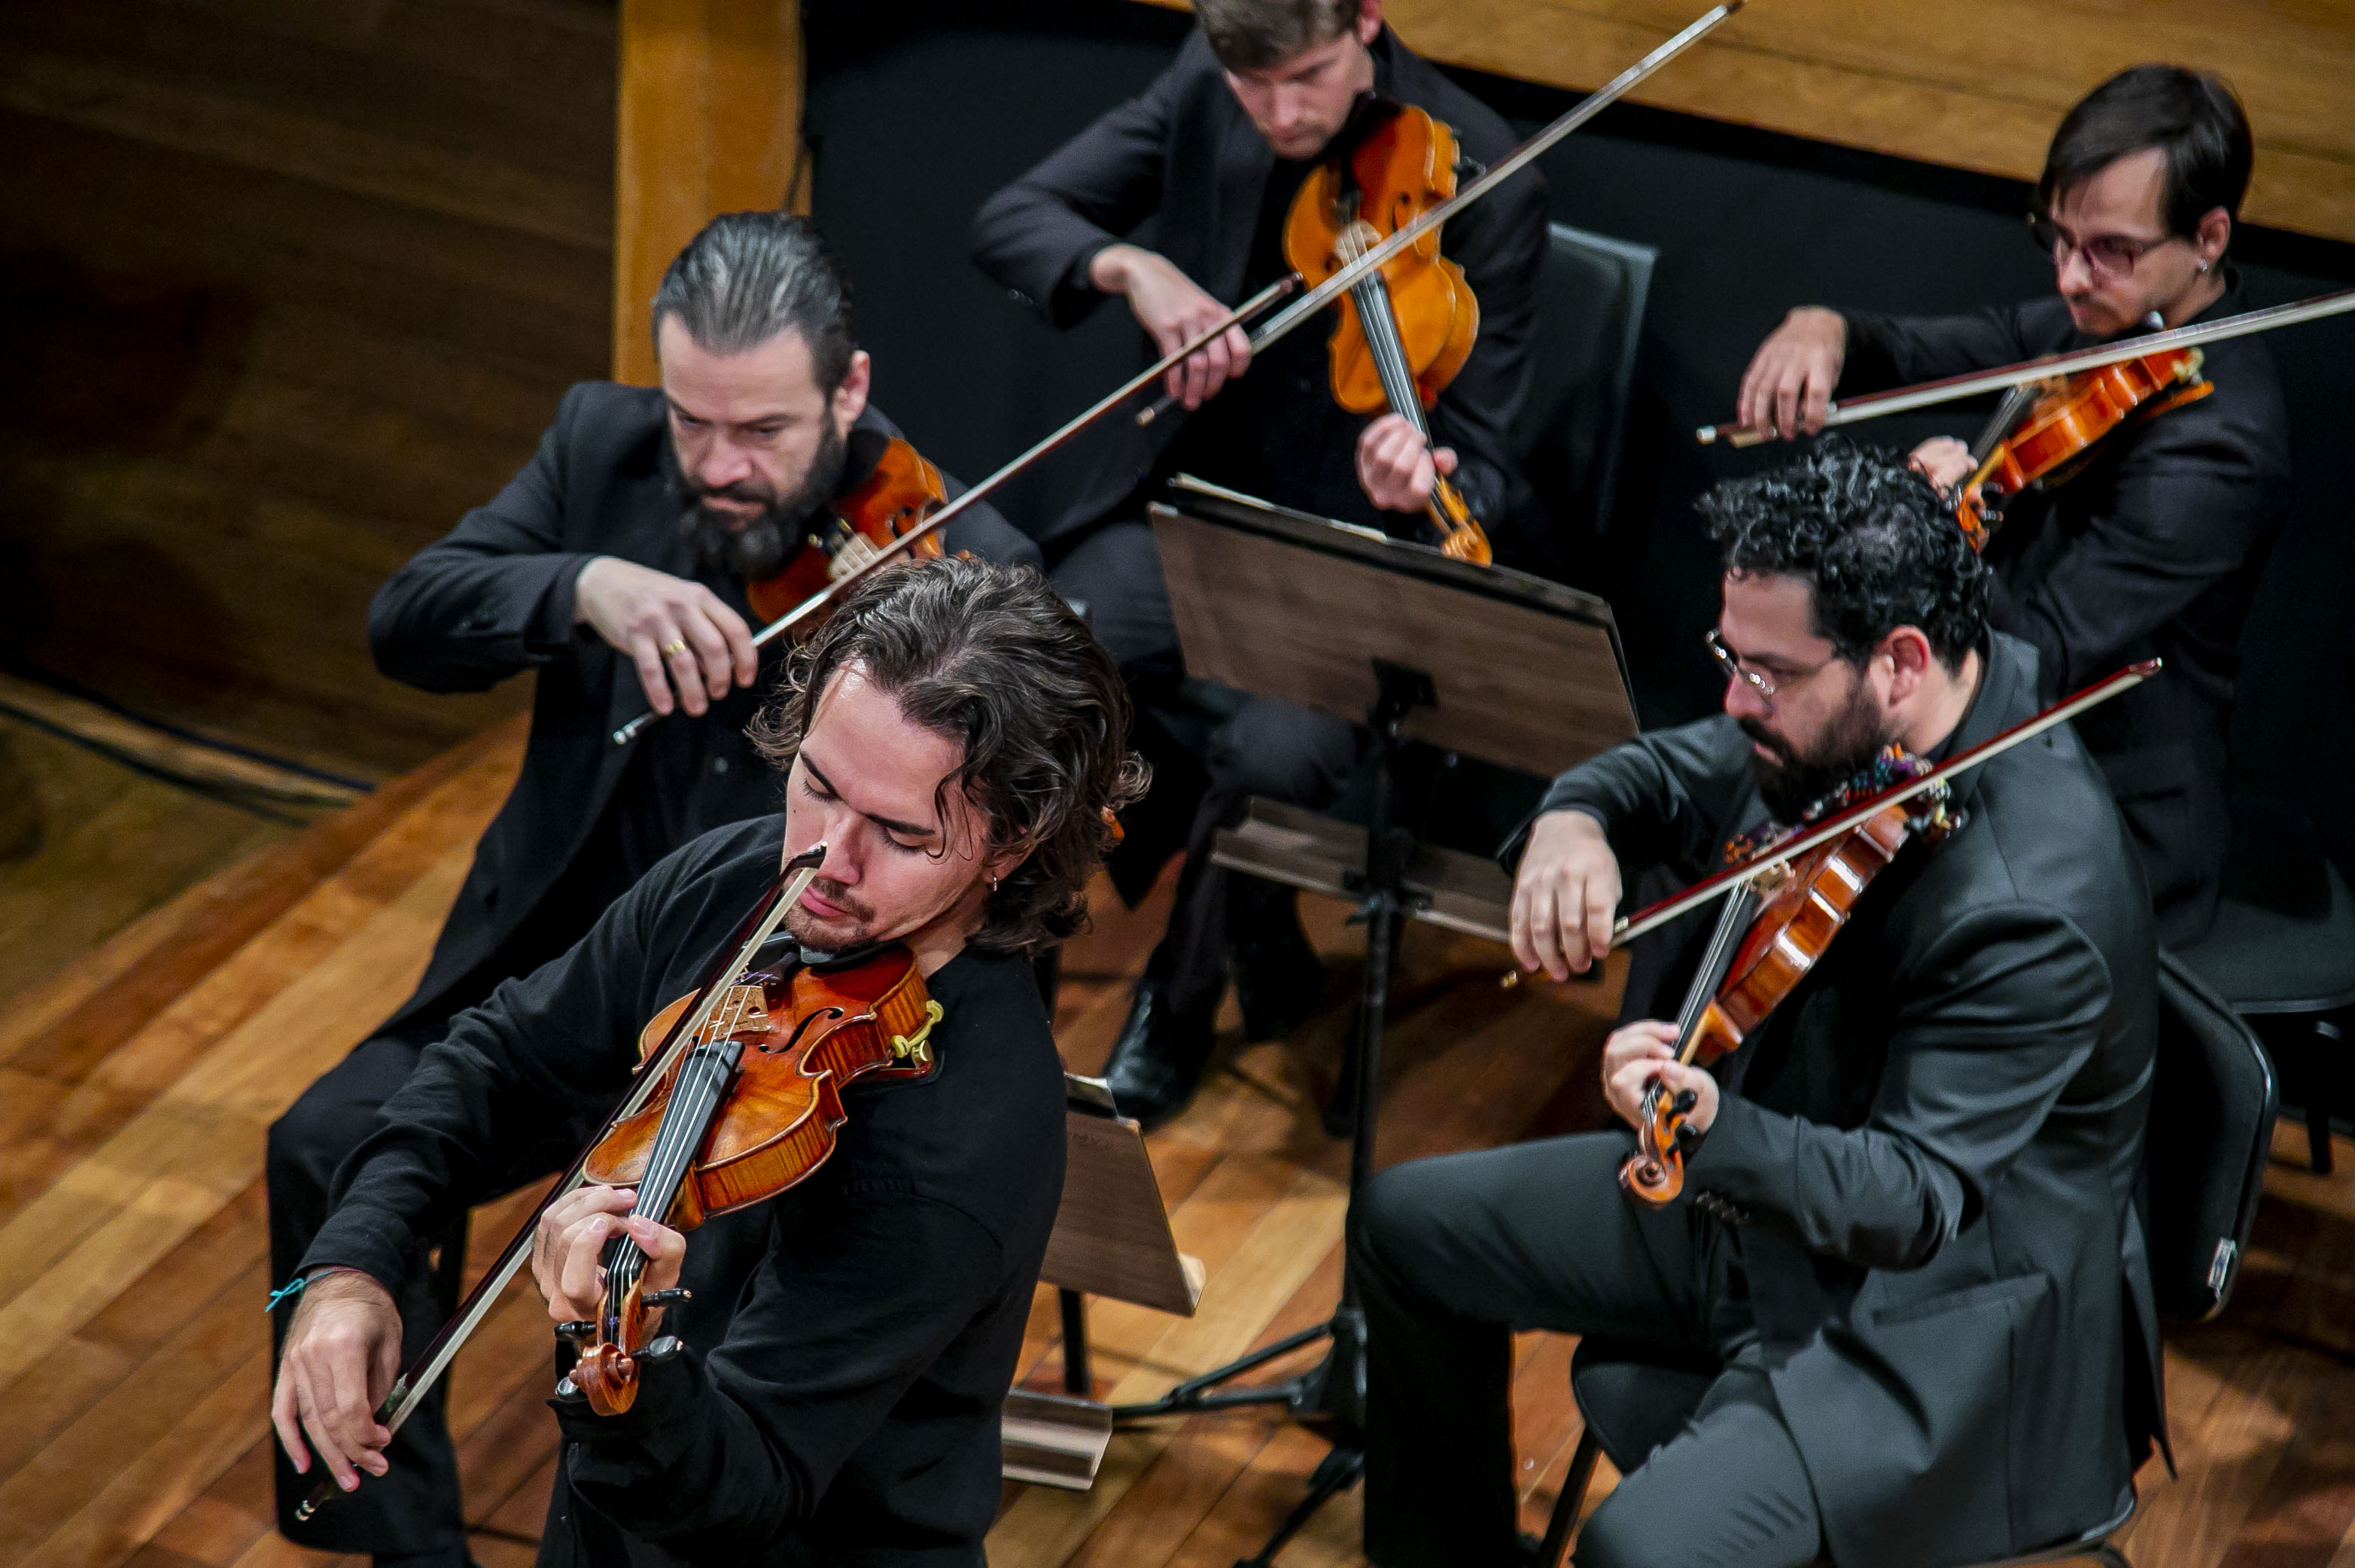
[1508,223,1655,566]
[2146,952,2278,1320]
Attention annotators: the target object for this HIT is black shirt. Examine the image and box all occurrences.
[303,816,1068,1565]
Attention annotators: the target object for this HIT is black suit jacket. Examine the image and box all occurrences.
[1526,633,2161,1567]
[968,27,1547,553]
[367,382,1036,1042]
[1839,282,2291,946]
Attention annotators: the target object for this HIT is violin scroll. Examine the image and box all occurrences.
[1620,1080,1702,1205]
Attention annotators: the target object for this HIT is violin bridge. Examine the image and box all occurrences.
[890,1000,946,1066]
[699,984,770,1044]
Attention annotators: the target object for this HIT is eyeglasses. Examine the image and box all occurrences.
[1707,628,1830,710]
[2026,212,2174,281]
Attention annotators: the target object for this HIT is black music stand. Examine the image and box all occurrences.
[1113,476,1636,1566]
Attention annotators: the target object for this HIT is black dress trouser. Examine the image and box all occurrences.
[1352,1133,1826,1568]
[267,1032,471,1564]
[1051,518,1359,1026]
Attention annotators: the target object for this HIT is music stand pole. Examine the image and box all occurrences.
[1108,660,1434,1561]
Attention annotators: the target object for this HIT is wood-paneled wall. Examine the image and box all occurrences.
[613,0,808,387]
[1133,0,2355,247]
[0,0,616,779]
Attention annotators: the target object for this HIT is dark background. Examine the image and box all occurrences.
[803,0,2355,879]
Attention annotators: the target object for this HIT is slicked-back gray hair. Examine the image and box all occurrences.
[651,211,856,393]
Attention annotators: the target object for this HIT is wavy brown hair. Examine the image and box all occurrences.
[748,557,1149,955]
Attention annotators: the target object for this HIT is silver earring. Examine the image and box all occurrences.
[2198,260,2212,273]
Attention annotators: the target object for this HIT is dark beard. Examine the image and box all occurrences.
[1740,673,1890,824]
[676,419,851,577]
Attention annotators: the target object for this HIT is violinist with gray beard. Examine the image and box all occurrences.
[264,211,1036,1568]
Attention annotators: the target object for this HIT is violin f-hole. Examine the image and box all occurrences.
[760,1005,846,1055]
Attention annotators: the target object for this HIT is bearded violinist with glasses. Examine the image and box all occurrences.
[1729,65,2291,948]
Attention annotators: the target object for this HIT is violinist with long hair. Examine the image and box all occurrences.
[1733,66,2290,947]
[272,558,1146,1566]
[970,0,1549,1127]
[1362,445,2159,1568]
[265,213,1037,1565]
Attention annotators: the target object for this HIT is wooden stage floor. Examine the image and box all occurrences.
[2,725,2352,1568]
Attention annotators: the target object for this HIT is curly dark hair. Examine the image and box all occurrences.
[1698,437,1987,670]
[748,557,1149,956]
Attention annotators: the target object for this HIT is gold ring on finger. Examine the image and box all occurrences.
[662,640,688,657]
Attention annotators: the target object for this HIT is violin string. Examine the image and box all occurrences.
[607,1044,728,1326]
[1333,224,1431,440]
[619,981,758,1312]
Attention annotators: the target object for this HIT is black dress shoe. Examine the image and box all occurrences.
[1100,978,1216,1130]
[1229,889,1324,1042]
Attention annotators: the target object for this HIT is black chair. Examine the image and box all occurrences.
[2172,795,2355,1173]
[1508,222,1657,573]
[1533,951,2277,1566]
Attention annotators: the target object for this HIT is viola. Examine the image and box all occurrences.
[1620,779,1960,1205]
[1282,100,1492,565]
[565,937,942,1414]
[1946,347,2211,546]
[614,5,1745,746]
[744,435,948,624]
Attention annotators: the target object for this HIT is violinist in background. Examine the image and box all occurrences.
[1734,65,2290,947]
[970,0,1547,1126]
[1364,443,2159,1568]
[272,559,1143,1566]
[265,212,1036,1566]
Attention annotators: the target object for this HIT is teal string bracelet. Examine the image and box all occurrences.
[265,1275,308,1314]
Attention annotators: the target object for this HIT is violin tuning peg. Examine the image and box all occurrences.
[554,1320,595,1345]
[641,1288,692,1309]
[640,1335,686,1366]
[1670,1088,1699,1115]
[553,1374,586,1403]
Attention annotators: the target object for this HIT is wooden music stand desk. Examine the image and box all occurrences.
[1001,1074,1201,1491]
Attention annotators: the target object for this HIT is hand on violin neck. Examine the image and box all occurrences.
[1355,415,1456,512]
[534,1184,685,1326]
[1907,436,1975,497]
[1510,809,1621,980]
[1735,306,1848,441]
[1602,1022,1718,1136]
[271,1268,401,1494]
[1088,244,1251,409]
[574,556,757,719]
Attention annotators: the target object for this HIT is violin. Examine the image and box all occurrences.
[1283,100,1492,565]
[300,848,845,1518]
[613,441,946,747]
[1621,773,1960,1205]
[1948,344,2210,548]
[564,935,942,1414]
[744,435,948,624]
